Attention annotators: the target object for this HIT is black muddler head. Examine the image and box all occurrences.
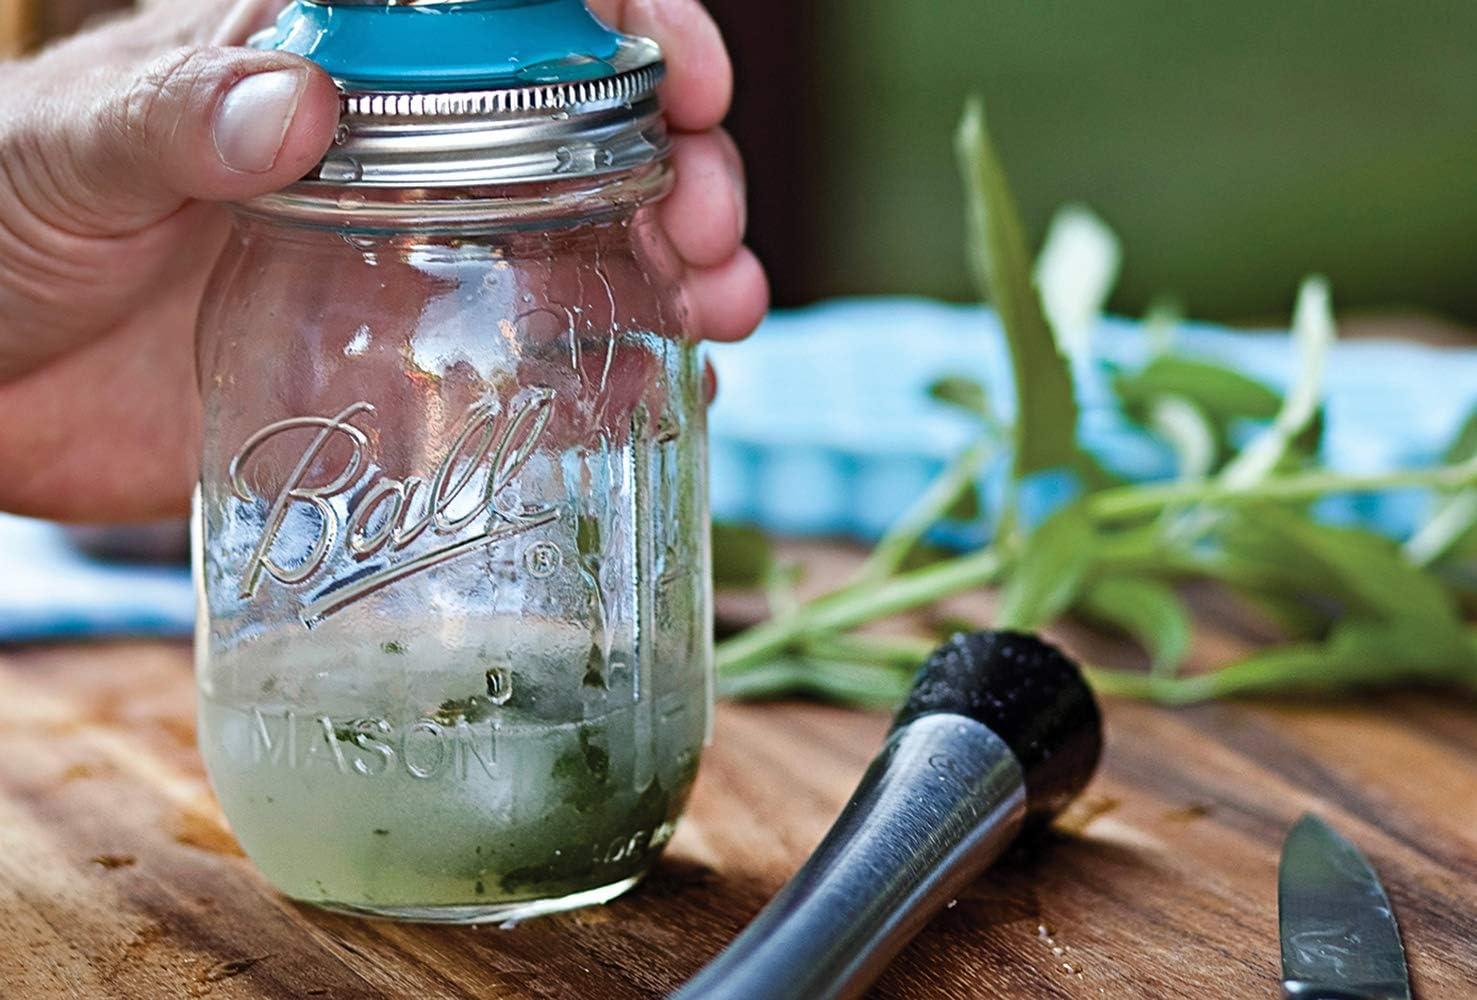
[893,629,1103,826]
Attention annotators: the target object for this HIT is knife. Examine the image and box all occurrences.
[1278,813,1411,1000]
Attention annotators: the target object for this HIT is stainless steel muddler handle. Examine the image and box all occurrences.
[672,631,1103,1000]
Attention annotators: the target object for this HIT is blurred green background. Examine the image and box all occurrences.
[714,0,1477,323]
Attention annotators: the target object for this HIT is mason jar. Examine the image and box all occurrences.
[193,0,711,924]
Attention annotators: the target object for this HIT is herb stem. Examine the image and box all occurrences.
[1083,659,1357,706]
[1086,629,1477,705]
[852,436,996,586]
[1405,491,1477,568]
[717,547,1006,674]
[804,633,938,668]
[719,656,915,707]
[1089,460,1477,523]
[717,459,1477,691]
[712,98,1477,713]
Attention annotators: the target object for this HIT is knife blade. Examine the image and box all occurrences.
[1278,813,1411,1000]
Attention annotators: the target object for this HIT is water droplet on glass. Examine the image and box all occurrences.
[321,156,363,184]
[597,148,615,168]
[583,644,608,690]
[336,194,366,213]
[553,146,576,174]
[653,409,681,444]
[485,667,513,706]
[517,54,608,84]
[333,123,350,146]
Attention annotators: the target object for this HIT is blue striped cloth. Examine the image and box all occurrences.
[708,298,1476,540]
[3,297,1473,642]
[0,515,194,642]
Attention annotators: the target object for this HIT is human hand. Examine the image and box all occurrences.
[0,0,765,521]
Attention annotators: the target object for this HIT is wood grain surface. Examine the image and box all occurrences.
[3,302,1470,997]
[2,569,1475,998]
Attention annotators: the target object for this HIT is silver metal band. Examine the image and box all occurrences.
[313,58,668,187]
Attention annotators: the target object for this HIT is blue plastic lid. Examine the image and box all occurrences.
[255,0,639,92]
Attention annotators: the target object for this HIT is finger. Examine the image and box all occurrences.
[0,241,207,520]
[660,129,746,270]
[684,247,769,343]
[213,0,283,46]
[4,46,339,238]
[588,0,732,132]
[46,0,239,68]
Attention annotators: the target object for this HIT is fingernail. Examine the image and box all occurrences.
[731,169,748,241]
[703,359,719,404]
[726,154,748,241]
[213,68,306,173]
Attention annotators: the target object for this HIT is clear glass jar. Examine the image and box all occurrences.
[193,162,712,924]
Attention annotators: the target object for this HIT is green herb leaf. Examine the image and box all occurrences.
[1405,406,1477,567]
[945,483,983,522]
[854,435,995,586]
[1444,407,1477,464]
[1232,587,1331,642]
[576,514,603,560]
[1091,620,1477,705]
[1286,408,1327,465]
[715,111,1476,713]
[551,725,611,813]
[1034,203,1122,365]
[1408,492,1477,569]
[1114,355,1283,427]
[712,522,775,589]
[434,695,495,725]
[1077,575,1192,677]
[764,560,805,619]
[719,656,914,709]
[1221,276,1334,487]
[806,632,937,668]
[956,97,1081,481]
[997,502,1096,631]
[1144,295,1184,356]
[928,375,994,423]
[1147,395,1218,482]
[1220,507,1467,649]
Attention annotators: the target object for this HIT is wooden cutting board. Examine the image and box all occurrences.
[2,636,1476,999]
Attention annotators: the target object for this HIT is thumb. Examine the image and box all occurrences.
[11,47,339,237]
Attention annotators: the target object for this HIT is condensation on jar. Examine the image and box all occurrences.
[192,0,713,925]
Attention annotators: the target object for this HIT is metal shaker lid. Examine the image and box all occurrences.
[253,0,669,187]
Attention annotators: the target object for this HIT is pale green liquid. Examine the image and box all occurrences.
[198,643,703,915]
